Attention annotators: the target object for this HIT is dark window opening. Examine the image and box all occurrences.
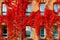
[53,25,58,39]
[2,25,7,38]
[40,25,45,39]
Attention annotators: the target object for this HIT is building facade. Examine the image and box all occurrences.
[0,0,60,40]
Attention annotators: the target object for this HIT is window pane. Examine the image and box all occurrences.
[26,4,31,12]
[2,4,7,15]
[54,4,58,12]
[40,4,45,16]
[2,25,7,38]
[40,26,44,38]
[26,26,31,38]
[53,25,58,39]
[26,4,31,16]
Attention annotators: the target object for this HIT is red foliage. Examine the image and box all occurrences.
[0,0,59,40]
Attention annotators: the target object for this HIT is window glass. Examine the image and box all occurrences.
[54,4,58,12]
[26,26,31,38]
[2,3,7,15]
[2,25,7,38]
[53,25,58,39]
[40,25,45,39]
[26,4,31,16]
[40,27,44,37]
[40,3,45,16]
[26,4,31,12]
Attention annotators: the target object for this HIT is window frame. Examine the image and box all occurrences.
[2,2,7,15]
[40,25,46,39]
[53,3,58,12]
[40,3,45,16]
[53,24,58,39]
[25,26,31,38]
[1,23,7,38]
[25,4,31,16]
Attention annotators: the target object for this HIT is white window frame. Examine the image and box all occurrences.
[26,4,31,16]
[40,3,45,16]
[40,27,46,39]
[2,23,7,38]
[26,26,31,38]
[2,3,7,15]
[53,4,58,12]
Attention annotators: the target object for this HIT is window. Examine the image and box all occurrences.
[2,3,7,15]
[40,3,45,16]
[26,26,31,38]
[40,25,46,39]
[2,25,7,38]
[26,4,31,16]
[54,4,58,12]
[53,25,58,39]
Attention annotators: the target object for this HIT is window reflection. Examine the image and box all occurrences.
[2,3,7,15]
[40,25,46,39]
[54,4,58,12]
[40,3,45,16]
[26,26,31,38]
[26,4,31,16]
